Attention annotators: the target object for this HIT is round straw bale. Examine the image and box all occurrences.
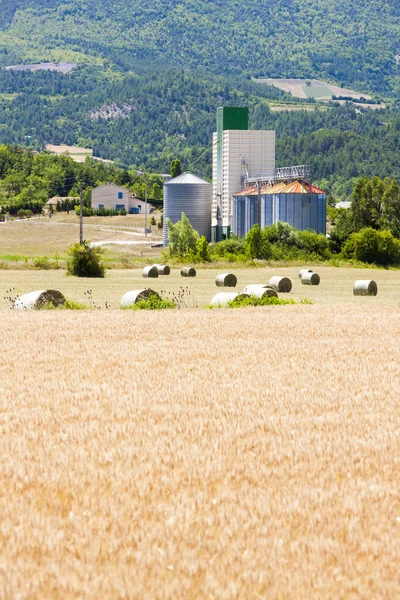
[243,284,278,298]
[210,292,248,306]
[301,272,320,286]
[181,267,196,277]
[120,289,160,308]
[13,289,66,310]
[142,265,159,278]
[153,264,170,275]
[299,268,313,279]
[215,273,237,287]
[268,276,292,293]
[353,280,377,296]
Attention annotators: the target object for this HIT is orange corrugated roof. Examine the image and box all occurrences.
[234,185,258,196]
[233,184,273,196]
[233,181,326,197]
[264,181,326,194]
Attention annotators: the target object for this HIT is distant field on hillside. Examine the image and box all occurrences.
[269,104,318,112]
[1,304,400,597]
[256,78,372,101]
[4,62,77,73]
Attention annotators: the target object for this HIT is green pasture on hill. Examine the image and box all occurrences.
[302,85,333,99]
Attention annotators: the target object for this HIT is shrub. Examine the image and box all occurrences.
[193,235,211,262]
[297,230,331,258]
[67,241,105,277]
[342,228,400,265]
[38,299,88,310]
[228,294,297,308]
[207,295,313,308]
[210,237,248,262]
[124,294,175,310]
[245,224,272,259]
[74,206,94,217]
[16,209,33,219]
[32,256,60,270]
[220,295,313,308]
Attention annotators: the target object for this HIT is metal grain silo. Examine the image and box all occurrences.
[163,173,212,246]
[231,186,258,237]
[261,181,326,234]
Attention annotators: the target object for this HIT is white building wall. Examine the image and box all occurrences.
[212,130,275,228]
[130,199,154,213]
[212,132,218,226]
[91,184,130,209]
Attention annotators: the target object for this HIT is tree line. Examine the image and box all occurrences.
[0,145,164,215]
[1,66,400,193]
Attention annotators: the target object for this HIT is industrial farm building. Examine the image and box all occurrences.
[163,106,326,245]
[232,181,327,236]
[212,107,275,242]
[163,173,212,245]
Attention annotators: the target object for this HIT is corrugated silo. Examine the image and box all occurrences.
[232,180,326,236]
[261,181,326,234]
[231,187,258,237]
[163,173,212,246]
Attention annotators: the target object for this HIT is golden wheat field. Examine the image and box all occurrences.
[1,303,400,599]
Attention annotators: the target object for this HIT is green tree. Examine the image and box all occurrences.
[167,212,198,257]
[342,228,400,266]
[351,176,400,237]
[329,209,354,253]
[194,235,211,262]
[170,158,182,179]
[245,224,272,259]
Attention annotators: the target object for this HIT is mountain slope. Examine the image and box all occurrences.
[1,0,400,191]
[0,0,399,93]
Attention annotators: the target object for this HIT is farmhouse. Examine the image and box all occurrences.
[91,183,154,214]
[44,196,78,213]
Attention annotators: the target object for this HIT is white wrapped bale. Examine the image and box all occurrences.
[243,284,278,298]
[152,264,170,275]
[142,266,159,278]
[13,289,66,310]
[301,272,320,286]
[243,284,268,293]
[353,280,377,296]
[120,289,160,308]
[215,273,237,287]
[181,267,196,277]
[210,292,249,307]
[268,276,292,293]
[299,268,313,279]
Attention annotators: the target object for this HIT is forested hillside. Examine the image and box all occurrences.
[0,0,400,193]
[1,0,399,93]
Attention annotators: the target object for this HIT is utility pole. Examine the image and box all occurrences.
[79,180,83,244]
[144,186,148,237]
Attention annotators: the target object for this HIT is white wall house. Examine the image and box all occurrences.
[129,198,154,214]
[91,183,130,211]
[91,183,154,213]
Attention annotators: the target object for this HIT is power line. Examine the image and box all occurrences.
[187,139,218,173]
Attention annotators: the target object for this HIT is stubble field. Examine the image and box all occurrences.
[1,301,400,598]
